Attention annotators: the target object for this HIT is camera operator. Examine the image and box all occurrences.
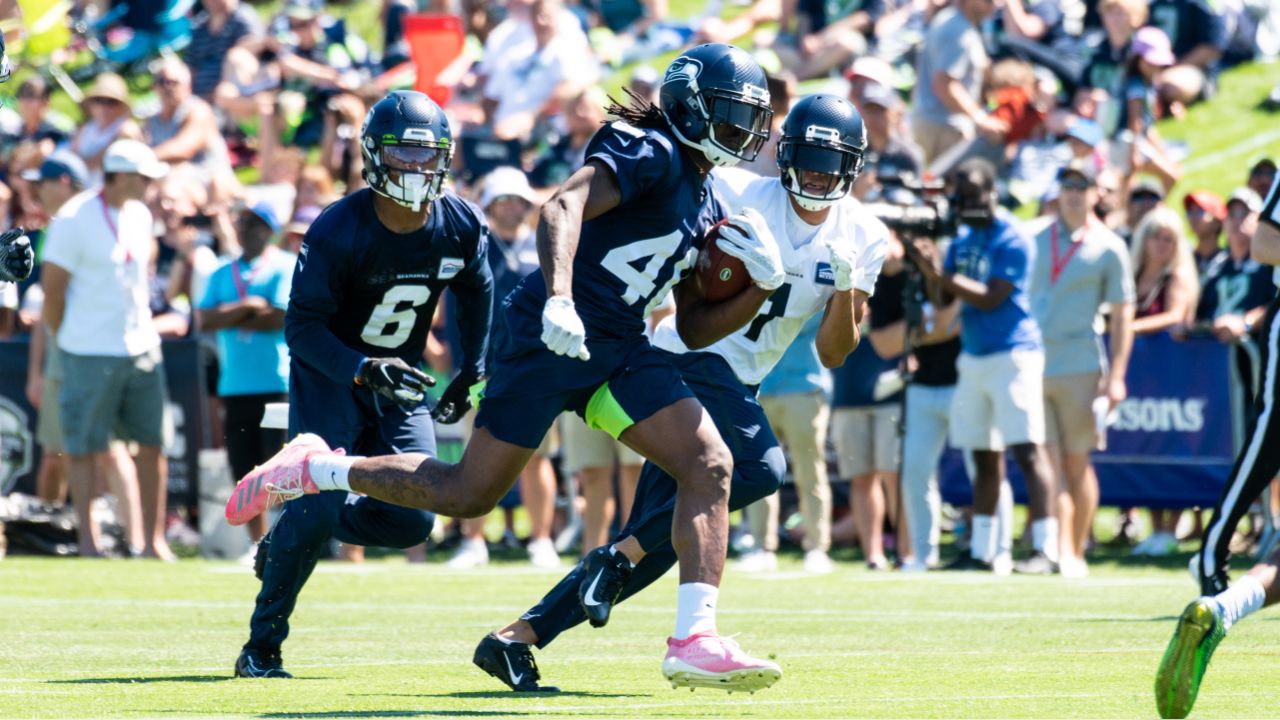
[867,232,962,571]
[905,157,1059,574]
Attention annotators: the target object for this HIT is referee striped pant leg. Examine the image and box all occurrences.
[1196,298,1280,586]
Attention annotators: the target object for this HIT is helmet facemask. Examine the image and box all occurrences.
[364,139,453,212]
[778,128,863,211]
[670,83,772,168]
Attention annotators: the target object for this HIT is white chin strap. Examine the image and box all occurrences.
[793,194,838,211]
[786,169,846,211]
[386,172,432,212]
[667,114,744,168]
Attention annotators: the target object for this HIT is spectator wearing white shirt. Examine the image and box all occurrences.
[38,140,173,560]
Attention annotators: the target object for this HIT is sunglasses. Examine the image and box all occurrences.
[155,78,180,88]
[1228,205,1252,219]
[1060,177,1093,192]
[1132,192,1161,204]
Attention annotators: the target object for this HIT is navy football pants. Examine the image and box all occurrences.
[521,351,787,648]
[245,363,437,652]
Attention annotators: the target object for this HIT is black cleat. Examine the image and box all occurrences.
[578,546,633,628]
[473,632,559,692]
[942,554,994,572]
[235,647,292,678]
[1013,551,1059,575]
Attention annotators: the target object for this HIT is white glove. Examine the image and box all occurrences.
[828,241,859,292]
[541,295,591,361]
[717,208,785,291]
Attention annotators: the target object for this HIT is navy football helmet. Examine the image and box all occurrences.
[361,91,453,211]
[659,43,772,168]
[777,94,866,211]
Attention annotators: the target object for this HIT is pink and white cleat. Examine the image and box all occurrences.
[225,433,336,526]
[661,631,782,693]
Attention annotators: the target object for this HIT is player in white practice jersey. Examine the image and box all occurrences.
[471,93,889,693]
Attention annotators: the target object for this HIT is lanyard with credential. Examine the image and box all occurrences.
[99,194,132,265]
[1049,221,1084,285]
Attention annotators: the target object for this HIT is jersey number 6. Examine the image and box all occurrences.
[361,285,434,348]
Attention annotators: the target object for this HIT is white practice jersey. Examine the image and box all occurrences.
[654,167,889,385]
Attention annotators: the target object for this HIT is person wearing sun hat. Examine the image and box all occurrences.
[71,72,142,181]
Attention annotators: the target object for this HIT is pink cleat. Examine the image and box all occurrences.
[661,631,782,693]
[225,433,335,526]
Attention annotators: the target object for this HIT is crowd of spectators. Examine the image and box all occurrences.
[0,0,1277,571]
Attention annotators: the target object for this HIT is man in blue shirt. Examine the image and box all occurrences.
[196,203,294,546]
[906,158,1057,574]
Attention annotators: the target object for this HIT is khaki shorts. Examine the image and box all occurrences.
[561,412,642,475]
[1043,372,1103,454]
[832,404,900,478]
[950,350,1046,451]
[37,376,64,453]
[60,348,170,455]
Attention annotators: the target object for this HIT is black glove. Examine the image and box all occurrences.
[356,357,435,409]
[431,371,482,424]
[0,227,31,283]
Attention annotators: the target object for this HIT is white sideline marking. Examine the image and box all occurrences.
[1182,128,1280,173]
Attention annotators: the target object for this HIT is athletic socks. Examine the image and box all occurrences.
[1214,575,1267,629]
[309,456,356,492]
[674,582,718,640]
[1031,517,1060,562]
[971,514,997,562]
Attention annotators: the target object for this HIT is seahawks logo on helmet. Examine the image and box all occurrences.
[360,91,454,212]
[0,396,32,495]
[659,44,772,168]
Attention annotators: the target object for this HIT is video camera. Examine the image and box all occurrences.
[861,168,957,240]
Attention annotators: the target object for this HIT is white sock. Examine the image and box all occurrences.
[1031,517,1059,562]
[971,514,997,562]
[997,481,1015,555]
[608,543,635,568]
[1215,575,1267,629]
[674,582,718,640]
[309,455,356,492]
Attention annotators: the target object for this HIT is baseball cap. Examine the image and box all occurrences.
[1130,177,1166,201]
[286,205,322,235]
[1228,187,1262,213]
[244,201,281,233]
[1182,190,1227,221]
[20,151,90,188]
[102,139,169,179]
[284,0,323,20]
[845,56,894,89]
[1065,119,1103,147]
[1057,157,1097,184]
[1131,26,1176,67]
[480,166,536,209]
[84,72,130,106]
[859,82,902,110]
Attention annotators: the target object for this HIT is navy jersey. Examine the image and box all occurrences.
[507,121,726,340]
[286,188,494,386]
[1196,255,1275,323]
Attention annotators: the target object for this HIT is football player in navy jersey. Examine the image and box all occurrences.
[229,44,786,688]
[473,95,884,693]
[231,90,495,679]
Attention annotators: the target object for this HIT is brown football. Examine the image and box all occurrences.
[696,219,751,303]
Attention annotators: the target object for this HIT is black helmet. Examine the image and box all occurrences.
[777,94,866,210]
[659,43,772,168]
[360,91,453,211]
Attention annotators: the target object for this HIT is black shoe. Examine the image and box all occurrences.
[253,534,270,581]
[943,554,994,572]
[578,546,633,628]
[1013,551,1059,575]
[473,632,559,692]
[234,647,292,678]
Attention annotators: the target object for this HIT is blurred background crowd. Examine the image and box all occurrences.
[0,0,1278,574]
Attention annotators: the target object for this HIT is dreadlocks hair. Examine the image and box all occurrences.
[605,88,668,131]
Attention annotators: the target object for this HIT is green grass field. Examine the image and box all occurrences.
[0,550,1276,718]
